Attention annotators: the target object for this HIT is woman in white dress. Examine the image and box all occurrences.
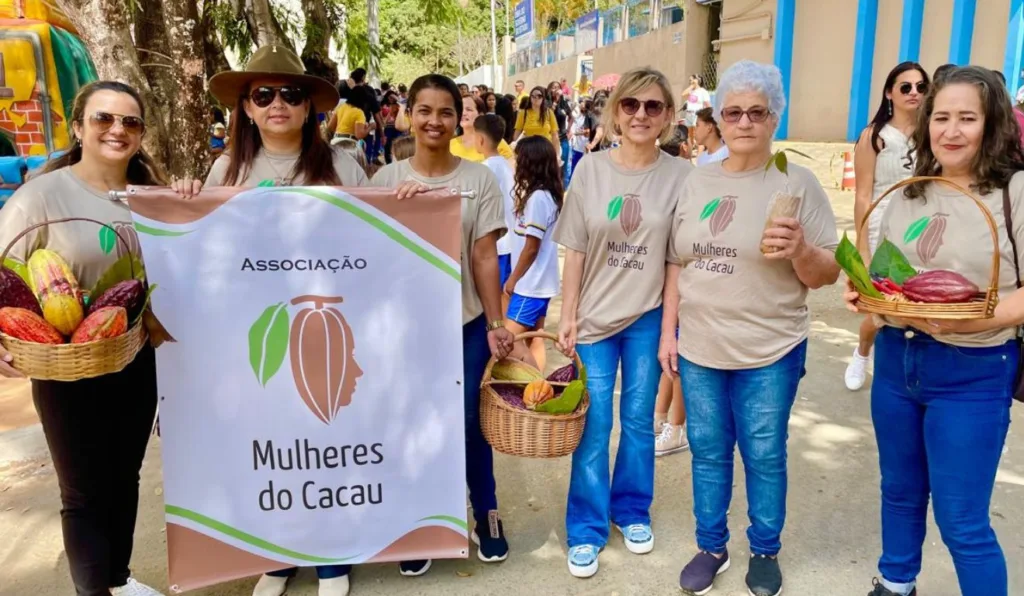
[844,62,930,391]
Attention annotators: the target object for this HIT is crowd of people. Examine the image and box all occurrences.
[3,39,1024,596]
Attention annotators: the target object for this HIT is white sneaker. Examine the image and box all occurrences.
[618,524,655,554]
[252,574,289,596]
[318,575,350,596]
[844,347,871,391]
[110,578,165,596]
[656,423,689,456]
[567,544,600,578]
[654,415,668,435]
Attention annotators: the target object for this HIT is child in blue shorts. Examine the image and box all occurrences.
[502,136,563,371]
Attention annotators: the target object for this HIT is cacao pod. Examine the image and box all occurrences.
[289,295,361,424]
[0,307,64,344]
[916,213,948,265]
[620,194,643,236]
[491,359,543,383]
[0,267,42,316]
[89,280,145,320]
[710,196,737,238]
[901,270,979,303]
[71,306,128,344]
[523,379,555,409]
[546,363,576,383]
[492,383,527,409]
[27,249,83,334]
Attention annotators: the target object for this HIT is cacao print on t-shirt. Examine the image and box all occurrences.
[903,212,948,265]
[606,194,649,270]
[700,195,737,237]
[607,194,643,236]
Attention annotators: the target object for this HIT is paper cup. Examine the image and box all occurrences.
[760,192,802,254]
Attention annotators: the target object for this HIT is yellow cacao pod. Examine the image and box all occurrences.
[28,249,83,335]
[491,359,543,383]
[41,294,84,336]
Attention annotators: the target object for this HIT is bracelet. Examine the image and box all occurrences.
[486,319,505,331]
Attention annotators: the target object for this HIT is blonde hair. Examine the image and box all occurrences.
[332,138,370,174]
[392,136,416,161]
[602,67,677,145]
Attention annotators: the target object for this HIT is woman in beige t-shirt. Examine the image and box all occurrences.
[0,81,167,596]
[845,66,1024,596]
[371,73,515,578]
[553,67,693,579]
[663,61,840,596]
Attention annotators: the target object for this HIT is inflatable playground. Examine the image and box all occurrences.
[0,0,97,202]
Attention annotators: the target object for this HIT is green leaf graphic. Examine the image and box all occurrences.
[98,226,116,254]
[699,198,721,221]
[869,239,918,285]
[903,216,930,244]
[134,222,192,237]
[257,179,276,188]
[835,233,883,298]
[89,254,146,299]
[249,303,290,386]
[3,258,29,285]
[607,195,624,220]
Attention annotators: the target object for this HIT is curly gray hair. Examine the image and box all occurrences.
[713,60,787,122]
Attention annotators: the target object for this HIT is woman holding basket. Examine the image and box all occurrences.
[0,81,167,596]
[554,66,693,579]
[845,66,1024,596]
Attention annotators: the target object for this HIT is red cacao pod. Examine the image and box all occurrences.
[71,306,128,344]
[0,267,42,316]
[546,363,575,383]
[620,194,643,236]
[89,280,145,320]
[289,295,362,424]
[902,270,979,303]
[0,306,64,344]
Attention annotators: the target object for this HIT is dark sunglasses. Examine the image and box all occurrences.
[720,106,771,123]
[248,86,308,108]
[620,98,666,117]
[530,93,544,99]
[88,112,145,134]
[898,81,928,95]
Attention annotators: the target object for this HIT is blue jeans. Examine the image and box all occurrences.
[267,564,350,579]
[873,327,1016,596]
[570,150,585,180]
[678,339,807,556]
[566,307,662,547]
[560,138,571,187]
[464,315,498,521]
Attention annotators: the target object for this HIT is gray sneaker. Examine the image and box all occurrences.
[746,554,782,596]
[679,549,730,595]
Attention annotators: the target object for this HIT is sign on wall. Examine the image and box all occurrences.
[514,0,535,46]
[575,11,599,53]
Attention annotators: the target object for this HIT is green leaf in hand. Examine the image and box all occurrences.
[836,232,883,298]
[869,239,918,285]
[249,302,289,387]
[90,254,146,299]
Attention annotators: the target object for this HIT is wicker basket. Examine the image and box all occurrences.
[854,176,999,320]
[479,331,590,459]
[0,217,148,381]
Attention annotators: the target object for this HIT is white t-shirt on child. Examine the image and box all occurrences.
[483,156,516,256]
[510,190,561,298]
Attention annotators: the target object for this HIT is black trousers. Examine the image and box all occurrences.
[32,345,158,596]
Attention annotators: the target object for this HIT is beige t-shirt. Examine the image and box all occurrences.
[879,172,1024,347]
[371,159,506,324]
[0,167,143,294]
[553,150,694,343]
[206,147,369,187]
[671,162,839,369]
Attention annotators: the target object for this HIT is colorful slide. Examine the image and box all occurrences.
[0,0,98,202]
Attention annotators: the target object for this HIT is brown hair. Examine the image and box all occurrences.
[391,136,416,161]
[221,84,341,187]
[602,67,677,144]
[40,81,167,185]
[695,107,721,139]
[905,65,1024,199]
[512,136,563,217]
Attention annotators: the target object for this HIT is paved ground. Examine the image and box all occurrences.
[3,143,1023,596]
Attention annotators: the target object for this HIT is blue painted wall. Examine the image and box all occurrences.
[773,0,795,139]
[899,0,925,62]
[948,0,977,65]
[847,0,879,141]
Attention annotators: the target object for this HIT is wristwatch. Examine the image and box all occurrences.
[486,319,505,331]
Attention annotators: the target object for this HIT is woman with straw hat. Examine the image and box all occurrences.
[172,44,365,596]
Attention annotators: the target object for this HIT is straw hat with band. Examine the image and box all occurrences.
[209,44,339,113]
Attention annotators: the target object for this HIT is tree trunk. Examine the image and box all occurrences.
[235,0,292,50]
[162,0,210,180]
[201,0,232,82]
[333,5,349,77]
[300,0,338,87]
[57,0,168,165]
[134,0,174,168]
[367,0,379,86]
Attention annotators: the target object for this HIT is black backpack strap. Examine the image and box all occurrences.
[1004,185,1022,290]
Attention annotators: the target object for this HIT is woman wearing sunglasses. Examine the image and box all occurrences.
[514,86,561,162]
[173,45,367,596]
[553,67,693,579]
[844,62,930,392]
[663,60,840,596]
[847,66,1024,596]
[0,81,167,596]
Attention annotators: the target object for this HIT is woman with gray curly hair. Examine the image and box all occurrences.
[660,60,840,596]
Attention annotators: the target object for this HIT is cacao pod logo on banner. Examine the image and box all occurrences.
[903,213,948,266]
[699,195,737,238]
[607,194,643,237]
[248,294,363,424]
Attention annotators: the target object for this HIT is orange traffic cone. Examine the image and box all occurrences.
[841,151,856,191]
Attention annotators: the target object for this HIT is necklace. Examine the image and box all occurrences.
[263,152,297,186]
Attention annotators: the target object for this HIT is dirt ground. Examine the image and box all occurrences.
[4,143,1023,596]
